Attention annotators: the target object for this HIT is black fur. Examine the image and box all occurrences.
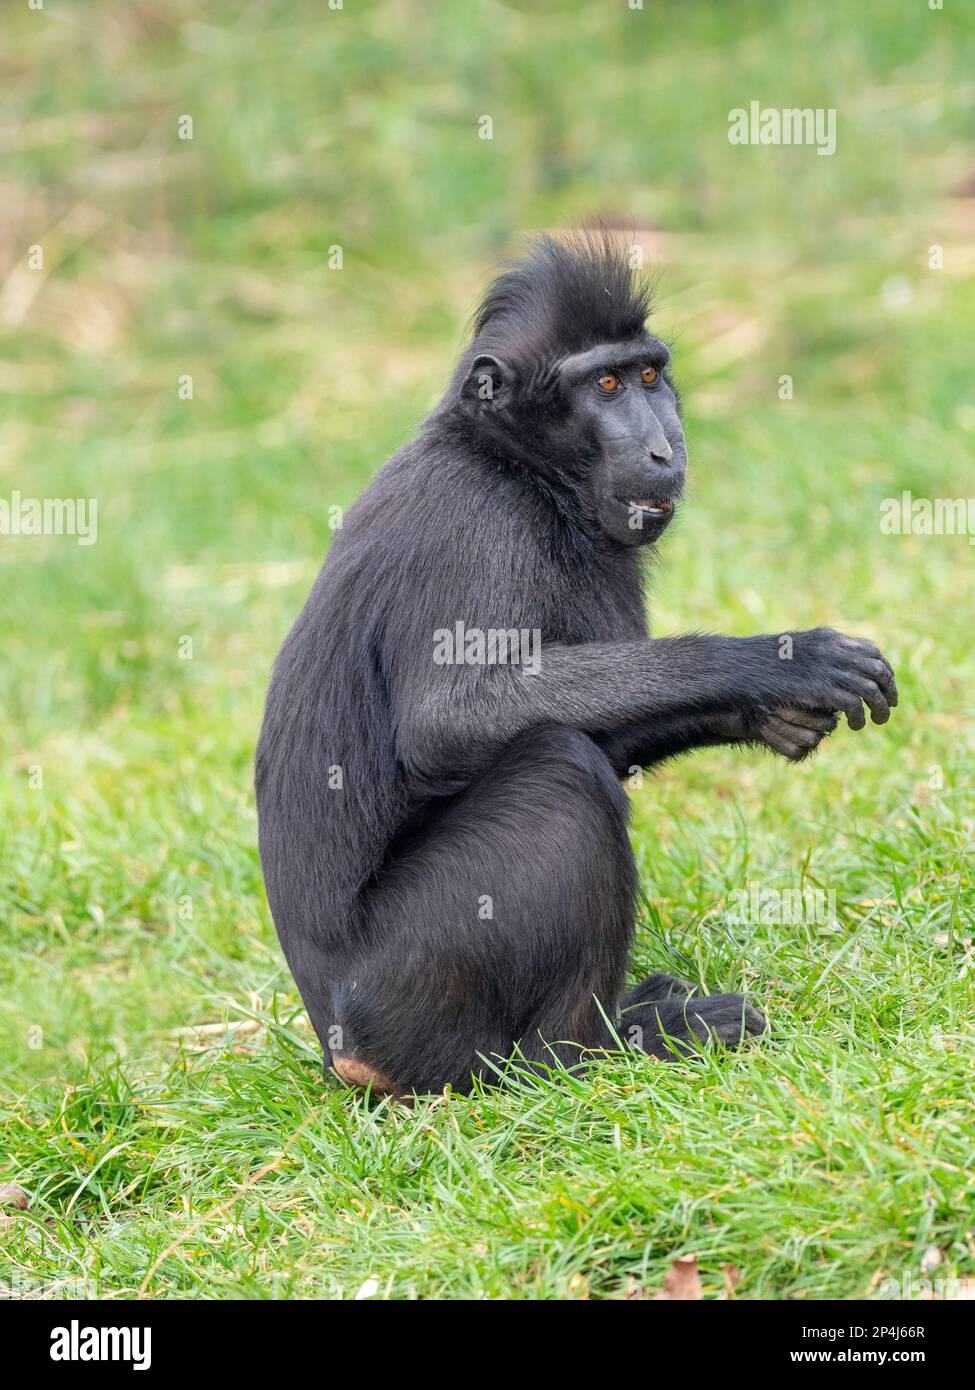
[256,234,897,1095]
[467,231,653,366]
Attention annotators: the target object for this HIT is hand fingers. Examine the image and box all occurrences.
[845,701,866,731]
[837,638,898,707]
[760,715,824,761]
[763,715,822,748]
[857,655,898,708]
[841,675,890,725]
[762,731,808,760]
[771,707,838,733]
[821,687,867,731]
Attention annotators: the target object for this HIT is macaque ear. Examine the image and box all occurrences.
[462,353,509,407]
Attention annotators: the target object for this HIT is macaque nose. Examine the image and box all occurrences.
[649,437,673,465]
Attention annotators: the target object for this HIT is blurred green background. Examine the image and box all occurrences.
[1,0,973,1299]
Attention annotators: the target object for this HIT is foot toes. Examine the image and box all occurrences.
[644,993,766,1059]
[683,994,766,1047]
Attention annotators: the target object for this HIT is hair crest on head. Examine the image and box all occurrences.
[468,229,654,371]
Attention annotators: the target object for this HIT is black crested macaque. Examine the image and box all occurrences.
[256,234,898,1097]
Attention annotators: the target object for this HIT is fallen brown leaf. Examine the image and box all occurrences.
[653,1253,704,1301]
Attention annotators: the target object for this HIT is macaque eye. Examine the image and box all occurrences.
[597,372,621,393]
[641,365,658,386]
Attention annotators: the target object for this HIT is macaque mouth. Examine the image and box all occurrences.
[623,496,673,516]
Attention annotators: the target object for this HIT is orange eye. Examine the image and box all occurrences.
[641,365,658,385]
[597,372,620,393]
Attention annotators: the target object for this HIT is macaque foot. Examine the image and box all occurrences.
[622,971,697,1009]
[626,992,767,1060]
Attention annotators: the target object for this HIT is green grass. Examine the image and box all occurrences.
[1,0,974,1299]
